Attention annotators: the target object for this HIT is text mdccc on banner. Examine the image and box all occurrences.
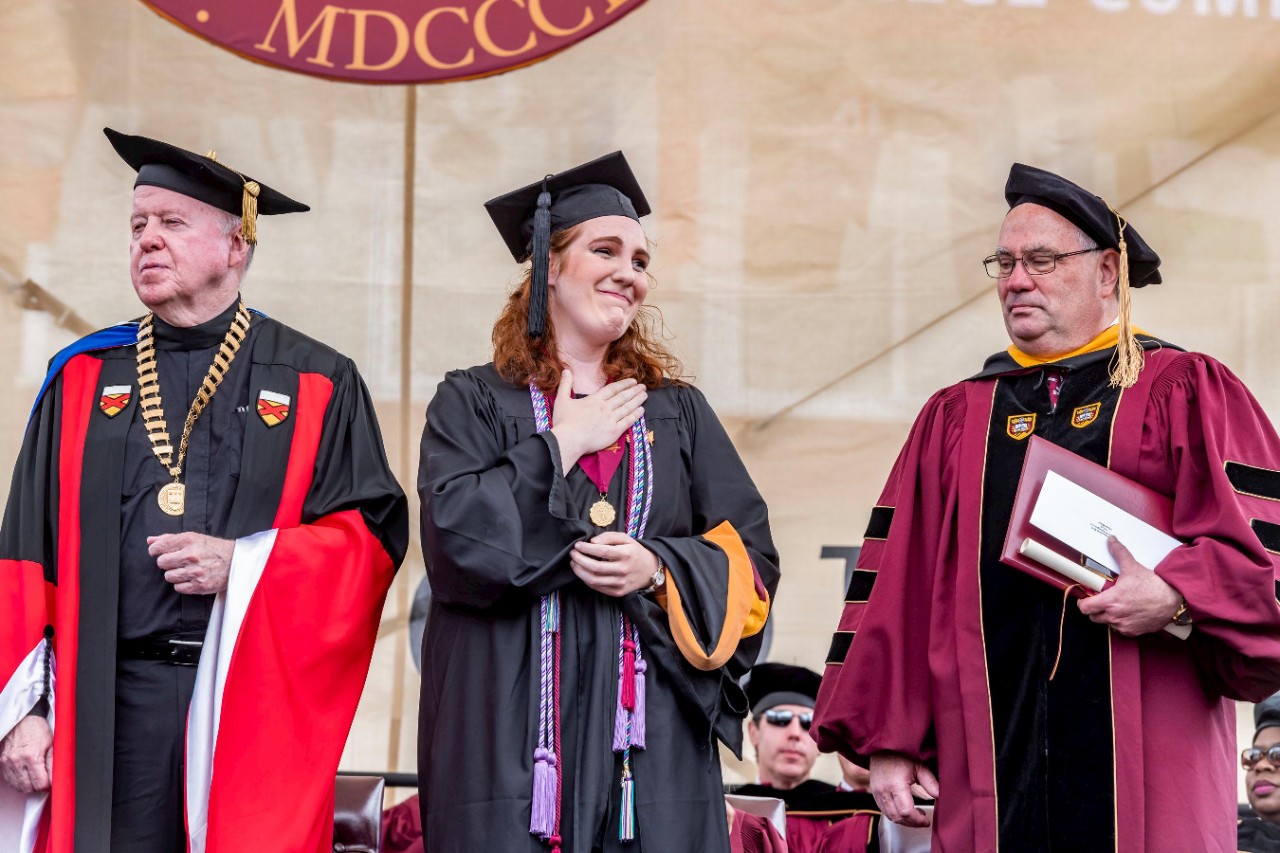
[137,0,648,84]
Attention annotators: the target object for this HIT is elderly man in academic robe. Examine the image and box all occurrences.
[0,129,407,853]
[813,164,1280,852]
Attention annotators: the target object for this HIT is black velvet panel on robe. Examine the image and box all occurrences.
[980,355,1119,851]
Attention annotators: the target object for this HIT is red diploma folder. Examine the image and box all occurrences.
[1000,435,1177,600]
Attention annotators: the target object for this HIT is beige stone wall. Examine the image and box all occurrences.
[4,0,1280,802]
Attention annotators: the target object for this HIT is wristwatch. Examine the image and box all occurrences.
[1171,597,1192,626]
[646,563,667,594]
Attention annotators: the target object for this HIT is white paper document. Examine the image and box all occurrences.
[878,805,934,853]
[1029,470,1182,577]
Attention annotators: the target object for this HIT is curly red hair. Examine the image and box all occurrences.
[492,224,684,392]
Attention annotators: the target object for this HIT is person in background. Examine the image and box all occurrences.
[836,756,870,793]
[1241,694,1280,852]
[734,664,878,853]
[743,664,826,794]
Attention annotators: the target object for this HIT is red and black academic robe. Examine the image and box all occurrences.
[731,781,880,853]
[0,311,407,853]
[814,336,1280,852]
[418,365,778,852]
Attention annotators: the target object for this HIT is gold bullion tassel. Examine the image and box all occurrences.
[1106,205,1143,389]
[241,180,260,245]
[589,497,617,528]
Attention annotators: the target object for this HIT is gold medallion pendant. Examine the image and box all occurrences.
[158,481,186,516]
[589,498,617,528]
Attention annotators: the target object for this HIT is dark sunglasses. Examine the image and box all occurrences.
[1243,746,1280,769]
[763,709,813,730]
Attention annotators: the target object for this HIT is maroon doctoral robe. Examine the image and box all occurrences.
[814,338,1280,852]
[732,781,879,853]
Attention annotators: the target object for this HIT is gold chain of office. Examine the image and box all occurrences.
[135,302,251,517]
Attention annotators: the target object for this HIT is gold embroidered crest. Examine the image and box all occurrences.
[1007,413,1036,440]
[1072,402,1102,429]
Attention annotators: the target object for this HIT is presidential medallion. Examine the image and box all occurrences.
[589,498,616,527]
[158,481,186,517]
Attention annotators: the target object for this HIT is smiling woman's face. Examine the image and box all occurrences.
[547,215,650,350]
[1248,726,1280,823]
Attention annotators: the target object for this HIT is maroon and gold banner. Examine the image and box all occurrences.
[139,0,648,84]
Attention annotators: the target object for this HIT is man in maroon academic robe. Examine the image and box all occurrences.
[813,163,1280,852]
[0,129,407,853]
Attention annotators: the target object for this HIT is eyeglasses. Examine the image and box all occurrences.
[983,248,1102,279]
[1243,746,1280,769]
[763,709,813,730]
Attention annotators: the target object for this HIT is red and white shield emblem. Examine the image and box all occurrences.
[257,390,290,427]
[99,385,132,418]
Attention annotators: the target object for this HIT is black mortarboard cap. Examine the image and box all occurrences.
[1004,163,1161,287]
[1256,692,1280,739]
[104,127,308,244]
[745,662,822,717]
[484,151,650,337]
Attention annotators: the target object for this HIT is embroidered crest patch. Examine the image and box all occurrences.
[1007,413,1036,440]
[1072,402,1102,428]
[256,390,290,427]
[99,385,132,418]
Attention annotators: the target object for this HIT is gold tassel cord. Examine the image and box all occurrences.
[1049,583,1084,682]
[1105,206,1144,389]
[241,180,260,245]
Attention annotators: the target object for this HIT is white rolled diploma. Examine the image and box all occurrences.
[1019,538,1191,640]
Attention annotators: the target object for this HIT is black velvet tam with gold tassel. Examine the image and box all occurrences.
[1003,163,1162,387]
[1004,163,1161,287]
[104,127,309,244]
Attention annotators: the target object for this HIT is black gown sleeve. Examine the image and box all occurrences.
[300,356,408,566]
[419,369,592,610]
[628,385,780,753]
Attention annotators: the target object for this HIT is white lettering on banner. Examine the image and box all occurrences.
[900,0,1280,18]
[1094,0,1278,14]
[1195,0,1258,15]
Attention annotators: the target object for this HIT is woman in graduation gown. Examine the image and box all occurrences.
[417,152,779,853]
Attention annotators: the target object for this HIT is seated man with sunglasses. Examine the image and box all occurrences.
[733,663,885,853]
[1241,694,1280,853]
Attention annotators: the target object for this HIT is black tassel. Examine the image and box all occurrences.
[528,182,552,338]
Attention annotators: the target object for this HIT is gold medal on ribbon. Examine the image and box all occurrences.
[157,481,186,516]
[589,497,616,528]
